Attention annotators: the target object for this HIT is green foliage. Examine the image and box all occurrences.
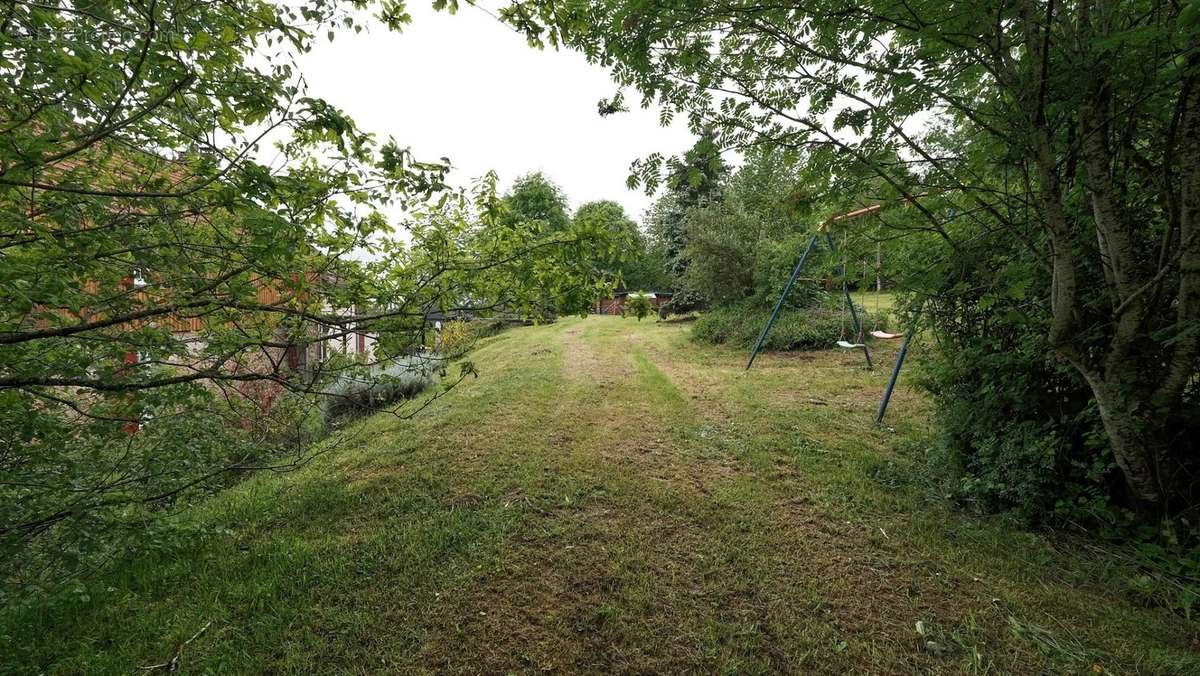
[501,0,1200,529]
[679,202,758,306]
[915,330,1110,524]
[666,147,856,312]
[499,172,571,232]
[1124,542,1200,620]
[0,2,632,597]
[616,241,673,292]
[322,359,435,424]
[691,303,882,352]
[437,320,475,357]
[428,317,508,356]
[752,234,830,309]
[643,133,731,311]
[727,145,809,238]
[573,200,635,237]
[622,292,654,321]
[664,130,727,205]
[0,397,303,597]
[906,212,1190,535]
[572,199,657,290]
[645,143,822,312]
[0,0,437,596]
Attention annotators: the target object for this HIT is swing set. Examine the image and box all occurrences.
[744,204,917,424]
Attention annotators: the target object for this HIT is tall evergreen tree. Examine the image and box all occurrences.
[654,132,729,310]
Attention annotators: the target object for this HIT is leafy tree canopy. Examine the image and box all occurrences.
[499,171,571,233]
[0,0,623,592]
[500,0,1200,522]
[573,200,638,243]
[572,199,650,289]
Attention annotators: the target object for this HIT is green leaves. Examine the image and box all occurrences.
[497,172,571,233]
[0,0,508,592]
[497,0,1200,526]
[621,292,654,320]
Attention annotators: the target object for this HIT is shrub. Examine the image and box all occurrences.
[226,387,325,451]
[470,318,508,339]
[428,318,509,355]
[437,320,474,356]
[622,292,654,321]
[321,357,435,424]
[1,393,305,597]
[911,307,1147,527]
[691,302,886,351]
[752,235,831,309]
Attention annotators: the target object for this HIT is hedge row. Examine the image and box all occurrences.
[691,303,886,352]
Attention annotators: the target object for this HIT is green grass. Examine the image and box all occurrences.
[2,316,1197,674]
[859,290,898,317]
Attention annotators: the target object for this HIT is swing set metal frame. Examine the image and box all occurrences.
[743,205,915,425]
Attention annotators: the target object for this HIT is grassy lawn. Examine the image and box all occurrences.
[3,316,1197,674]
[859,290,898,318]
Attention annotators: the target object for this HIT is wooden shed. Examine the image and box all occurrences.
[596,291,673,316]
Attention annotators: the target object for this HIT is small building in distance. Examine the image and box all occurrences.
[595,291,673,316]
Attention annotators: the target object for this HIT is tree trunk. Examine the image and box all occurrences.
[1155,57,1200,411]
[1086,373,1166,509]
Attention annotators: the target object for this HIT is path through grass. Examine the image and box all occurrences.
[3,316,1197,674]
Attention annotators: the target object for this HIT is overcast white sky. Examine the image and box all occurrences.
[295,2,696,223]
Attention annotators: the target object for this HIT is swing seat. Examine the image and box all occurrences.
[870,330,904,340]
[836,340,866,349]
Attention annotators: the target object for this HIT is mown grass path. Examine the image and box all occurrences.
[4,317,1197,674]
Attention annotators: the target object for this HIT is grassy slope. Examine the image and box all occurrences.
[3,316,1197,674]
